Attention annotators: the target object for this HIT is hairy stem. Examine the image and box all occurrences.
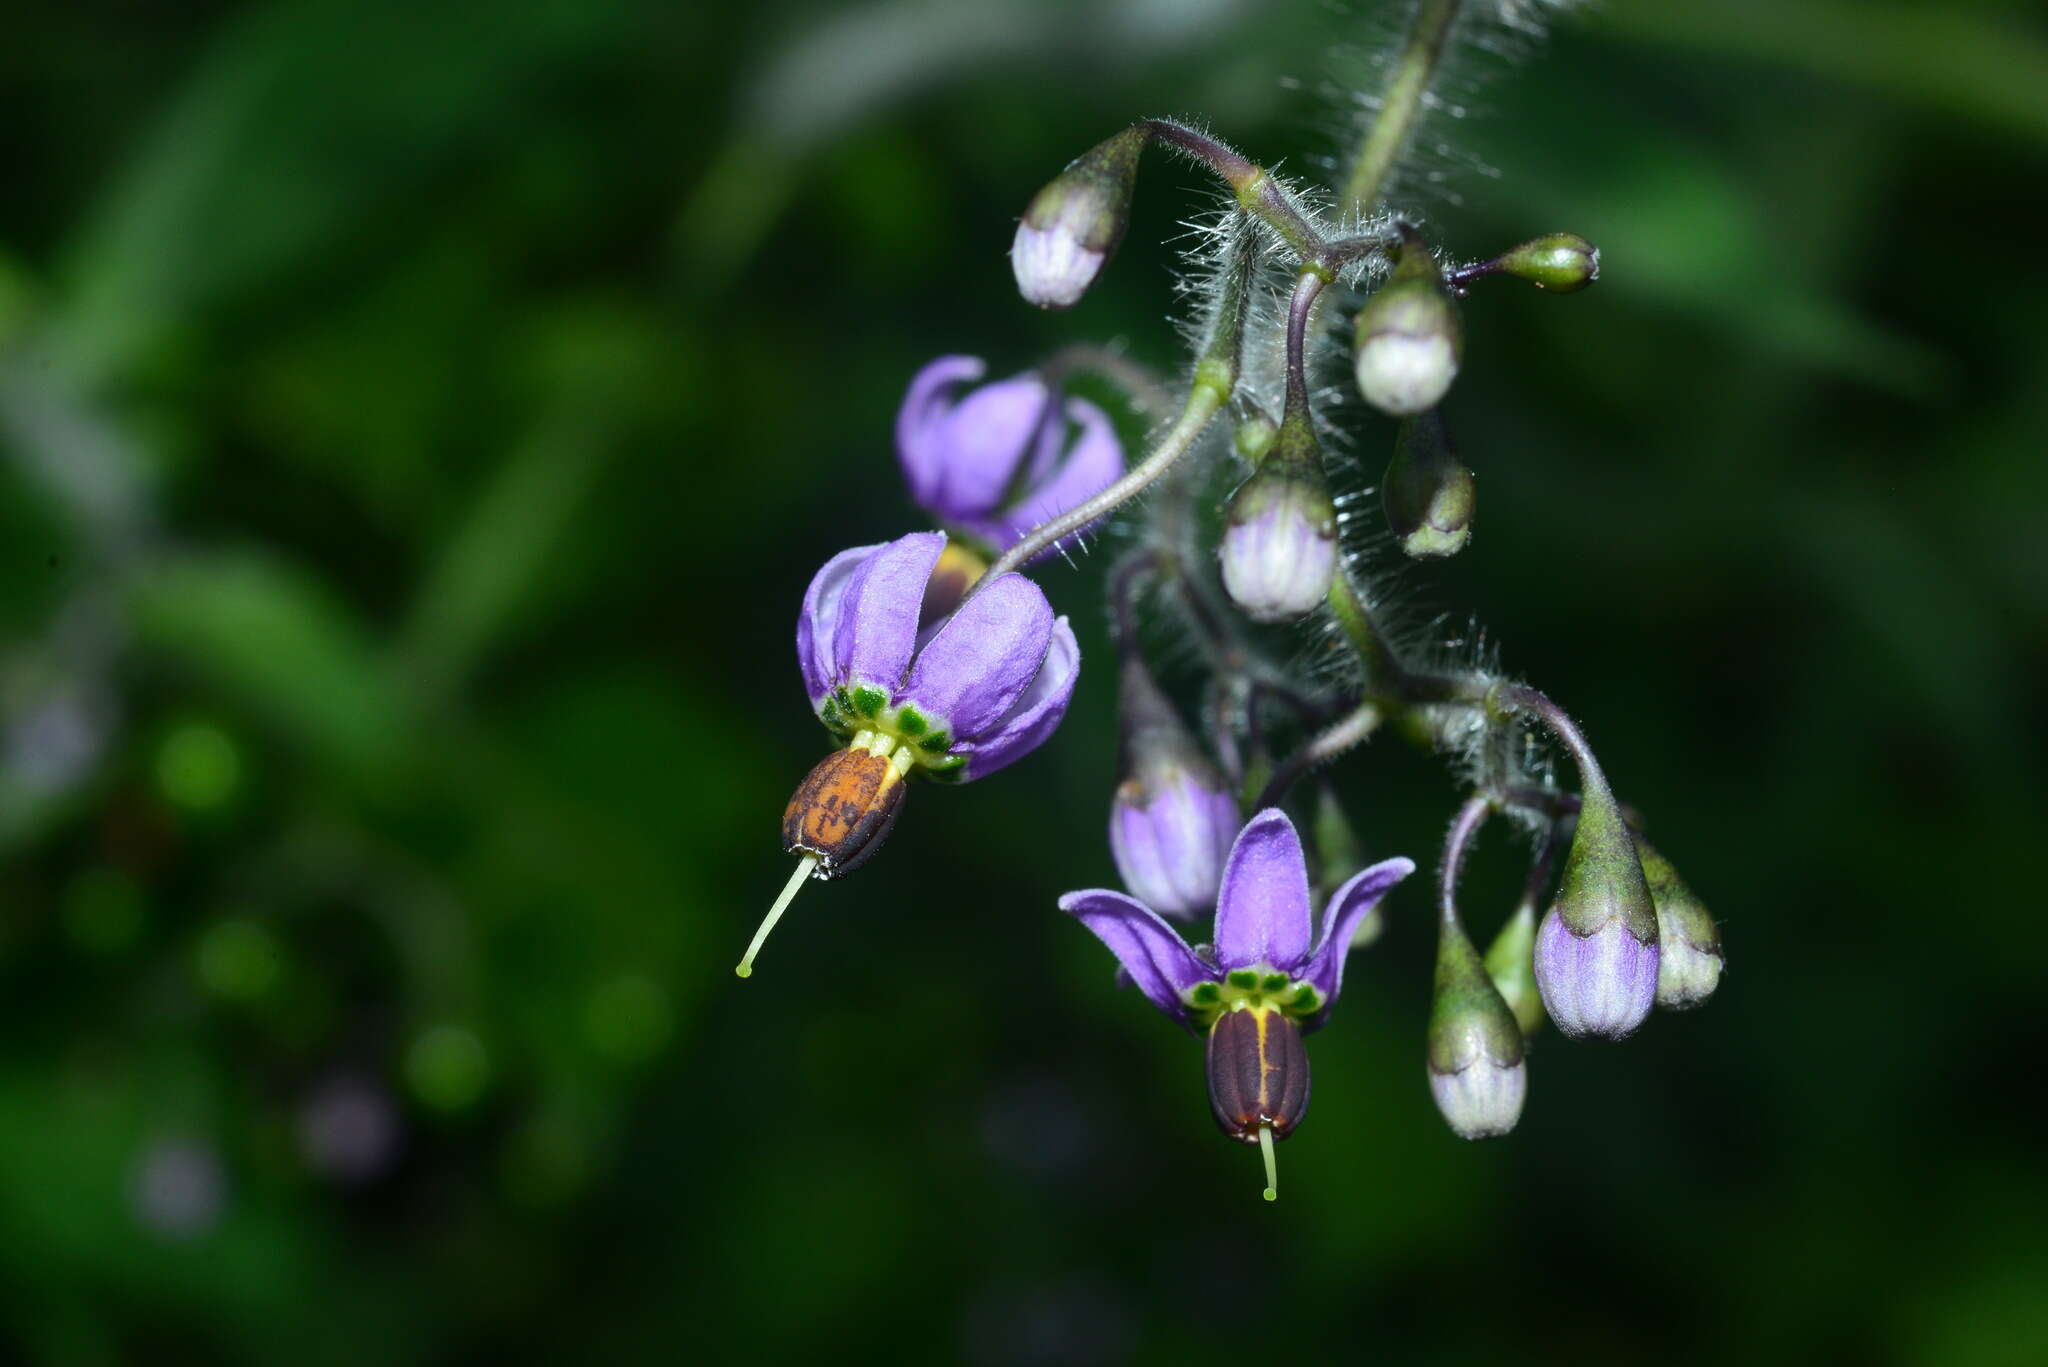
[1252,701,1382,811]
[1439,792,1492,926]
[1340,0,1464,215]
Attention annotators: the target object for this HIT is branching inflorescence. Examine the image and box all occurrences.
[739,0,1722,1201]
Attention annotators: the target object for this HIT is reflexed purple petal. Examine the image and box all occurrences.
[1213,808,1314,972]
[956,616,1078,780]
[900,572,1052,739]
[1533,909,1659,1040]
[829,532,946,693]
[988,397,1124,558]
[926,374,1050,522]
[1058,888,1213,1023]
[1109,772,1236,919]
[797,542,880,705]
[1301,856,1418,1007]
[896,356,985,507]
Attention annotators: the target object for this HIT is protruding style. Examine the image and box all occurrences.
[1060,808,1415,1196]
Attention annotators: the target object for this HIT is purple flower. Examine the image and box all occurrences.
[897,357,1122,558]
[739,531,1079,978]
[1107,650,1237,919]
[1060,808,1413,1197]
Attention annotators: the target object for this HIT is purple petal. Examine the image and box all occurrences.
[1533,909,1659,1040]
[1301,856,1417,1007]
[896,356,985,508]
[1058,888,1212,1023]
[1213,808,1314,972]
[899,572,1052,740]
[829,532,946,693]
[956,615,1078,780]
[1109,772,1237,920]
[926,373,1051,522]
[796,542,879,706]
[986,397,1125,558]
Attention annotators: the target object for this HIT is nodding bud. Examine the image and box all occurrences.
[1219,416,1336,623]
[1011,126,1147,309]
[1428,915,1528,1139]
[1636,837,1723,1010]
[1482,899,1545,1037]
[1207,1006,1310,1143]
[1382,410,1474,559]
[781,742,911,879]
[1493,233,1600,293]
[1108,654,1238,919]
[1533,767,1660,1040]
[1353,235,1462,417]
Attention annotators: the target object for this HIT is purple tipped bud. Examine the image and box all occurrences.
[1353,236,1462,417]
[1428,917,1527,1139]
[1495,232,1600,293]
[1011,126,1146,309]
[1383,410,1475,559]
[1531,761,1660,1039]
[1219,417,1336,623]
[1637,838,1723,1010]
[1108,654,1238,918]
[1534,908,1659,1039]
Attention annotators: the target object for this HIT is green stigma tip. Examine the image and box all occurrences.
[1263,1187,1277,1202]
[734,963,752,979]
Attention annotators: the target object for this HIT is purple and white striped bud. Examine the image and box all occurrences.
[1353,234,1462,417]
[1428,915,1527,1139]
[1219,415,1336,623]
[1011,126,1146,309]
[1637,837,1723,1010]
[1108,653,1238,919]
[1532,765,1660,1039]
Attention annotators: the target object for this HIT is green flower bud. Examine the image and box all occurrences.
[1011,126,1147,309]
[1353,238,1461,417]
[1428,915,1527,1139]
[1635,837,1723,1009]
[1494,233,1600,293]
[1382,410,1474,559]
[1482,899,1545,1037]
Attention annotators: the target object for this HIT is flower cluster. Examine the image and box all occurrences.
[740,0,1721,1198]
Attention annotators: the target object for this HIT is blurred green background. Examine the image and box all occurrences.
[3,0,2044,1362]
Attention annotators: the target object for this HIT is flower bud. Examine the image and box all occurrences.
[1482,900,1545,1037]
[1219,418,1336,623]
[1010,126,1146,309]
[1352,237,1461,416]
[1494,232,1599,293]
[781,740,911,879]
[1108,654,1238,919]
[1207,1006,1309,1144]
[1382,410,1474,559]
[1428,915,1527,1139]
[1532,768,1660,1040]
[1636,837,1723,1010]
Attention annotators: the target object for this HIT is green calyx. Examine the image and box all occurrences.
[1182,964,1324,1031]
[1429,917,1525,1074]
[820,684,962,777]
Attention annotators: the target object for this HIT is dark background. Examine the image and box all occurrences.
[2,1,2043,1362]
